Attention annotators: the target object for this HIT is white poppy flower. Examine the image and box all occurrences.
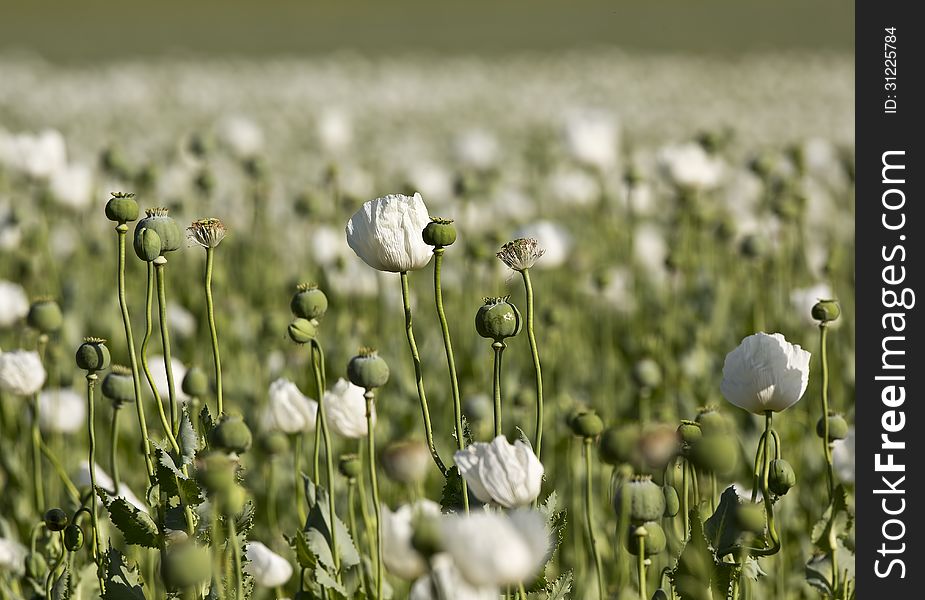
[326,378,374,438]
[832,427,855,484]
[345,193,433,273]
[4,129,67,178]
[563,111,619,170]
[0,350,46,396]
[39,388,86,434]
[409,554,499,600]
[0,281,29,328]
[454,129,499,170]
[76,462,146,511]
[657,143,725,190]
[789,283,836,326]
[261,378,317,434]
[381,499,441,579]
[441,509,550,586]
[167,303,197,339]
[244,541,293,588]
[317,108,353,153]
[0,537,27,573]
[454,435,544,508]
[49,163,94,210]
[720,333,811,414]
[148,355,189,404]
[217,116,264,158]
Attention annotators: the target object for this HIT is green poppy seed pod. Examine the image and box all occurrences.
[569,410,604,438]
[218,483,248,516]
[381,440,431,485]
[44,508,69,532]
[410,513,444,559]
[161,542,212,591]
[260,431,290,456]
[768,459,797,496]
[75,338,110,373]
[195,451,237,495]
[475,297,522,342]
[811,299,841,323]
[599,425,640,466]
[134,227,163,262]
[25,552,47,581]
[105,192,139,223]
[26,299,63,334]
[816,413,849,442]
[134,208,182,255]
[695,407,729,437]
[677,420,703,446]
[290,284,329,321]
[735,503,766,535]
[338,453,362,479]
[210,414,252,454]
[287,318,317,344]
[633,358,662,389]
[662,485,680,517]
[181,366,210,398]
[102,366,136,406]
[347,349,390,389]
[63,524,84,551]
[652,589,670,600]
[422,218,457,247]
[626,522,666,556]
[689,435,738,475]
[614,476,665,523]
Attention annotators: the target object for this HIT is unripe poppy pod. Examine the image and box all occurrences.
[181,366,210,398]
[695,407,730,436]
[44,508,68,532]
[338,453,362,479]
[210,414,253,454]
[614,476,665,523]
[27,299,63,334]
[599,425,640,466]
[569,409,604,438]
[290,284,329,321]
[816,413,849,442]
[102,366,136,406]
[475,296,522,342]
[626,521,666,556]
[735,503,766,535]
[105,192,139,223]
[768,458,796,496]
[134,227,162,262]
[811,299,841,323]
[347,349,390,389]
[76,338,110,373]
[134,208,182,255]
[689,434,738,476]
[287,318,317,344]
[161,542,212,591]
[422,218,457,247]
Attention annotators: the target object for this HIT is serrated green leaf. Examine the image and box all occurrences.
[200,404,215,440]
[670,511,714,600]
[812,485,853,554]
[704,486,743,556]
[544,571,573,599]
[303,480,360,568]
[315,566,347,597]
[439,466,466,513]
[102,546,147,600]
[178,408,200,467]
[98,490,160,549]
[51,566,70,600]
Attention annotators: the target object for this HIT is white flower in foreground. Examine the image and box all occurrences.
[410,554,499,600]
[148,355,189,403]
[0,350,46,396]
[832,427,855,484]
[563,111,619,170]
[244,541,293,588]
[345,193,433,272]
[441,510,550,586]
[0,281,29,327]
[657,142,725,190]
[381,500,441,579]
[454,435,544,508]
[261,378,317,434]
[720,333,811,414]
[326,378,374,438]
[513,221,570,270]
[0,537,27,573]
[76,462,146,511]
[39,388,85,434]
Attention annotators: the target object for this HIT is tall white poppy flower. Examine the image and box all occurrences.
[381,500,441,579]
[440,510,550,586]
[409,554,499,600]
[326,378,374,438]
[454,435,544,508]
[261,378,318,434]
[244,541,293,588]
[720,332,811,414]
[345,193,433,273]
[0,350,46,396]
[39,388,86,434]
[0,281,29,328]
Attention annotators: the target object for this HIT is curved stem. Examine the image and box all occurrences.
[819,324,835,501]
[399,271,446,475]
[433,248,468,512]
[109,406,122,495]
[310,340,340,578]
[141,263,180,454]
[521,269,544,458]
[154,261,179,434]
[116,227,154,477]
[365,391,383,600]
[204,248,223,415]
[583,438,606,599]
[492,342,505,438]
[86,374,106,594]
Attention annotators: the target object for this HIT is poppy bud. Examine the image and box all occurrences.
[475,296,522,342]
[102,365,136,407]
[663,485,680,518]
[287,318,317,344]
[76,338,110,373]
[689,435,738,476]
[338,454,362,479]
[735,503,766,535]
[44,508,69,532]
[27,298,63,334]
[422,218,457,247]
[161,542,212,591]
[569,409,604,438]
[64,524,84,551]
[218,483,248,516]
[210,414,252,454]
[626,521,666,556]
[695,406,729,436]
[347,348,390,390]
[816,413,849,442]
[768,459,796,496]
[134,227,162,262]
[614,475,665,523]
[677,420,702,446]
[260,431,290,456]
[105,192,139,224]
[181,366,210,398]
[290,283,329,321]
[599,425,640,466]
[811,299,841,323]
[195,451,237,494]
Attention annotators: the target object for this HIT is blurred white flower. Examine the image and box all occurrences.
[720,333,811,414]
[39,388,85,434]
[244,541,293,588]
[0,350,46,396]
[167,302,197,338]
[0,129,67,178]
[317,108,353,153]
[326,378,374,438]
[0,537,26,573]
[513,221,570,270]
[409,554,499,600]
[455,129,499,170]
[563,111,619,170]
[832,427,855,484]
[310,225,350,268]
[454,435,543,508]
[441,509,549,586]
[381,499,440,579]
[262,378,317,434]
[657,143,725,190]
[790,283,834,325]
[49,163,94,210]
[218,116,264,158]
[76,462,146,511]
[406,162,453,203]
[549,169,599,207]
[0,281,29,327]
[346,192,433,273]
[324,260,380,298]
[148,355,189,403]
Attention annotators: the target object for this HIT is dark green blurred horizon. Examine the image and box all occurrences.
[0,0,852,63]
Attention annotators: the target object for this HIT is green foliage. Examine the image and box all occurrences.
[97,490,160,549]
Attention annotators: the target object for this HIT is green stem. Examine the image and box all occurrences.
[347,478,369,598]
[228,519,244,600]
[204,247,223,415]
[154,260,179,434]
[356,442,376,576]
[681,458,689,537]
[636,532,646,600]
[583,438,606,599]
[267,460,279,537]
[365,391,383,600]
[141,263,181,454]
[522,269,544,457]
[820,323,835,501]
[30,392,45,511]
[433,248,469,512]
[116,226,154,478]
[310,340,340,578]
[399,271,446,475]
[109,406,122,495]
[492,341,505,438]
[40,440,80,503]
[294,433,307,525]
[86,374,106,594]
